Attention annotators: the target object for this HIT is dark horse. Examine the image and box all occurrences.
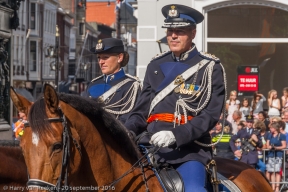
[0,140,28,192]
[10,84,272,192]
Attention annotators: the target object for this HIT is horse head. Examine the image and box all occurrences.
[11,84,162,192]
[11,85,82,191]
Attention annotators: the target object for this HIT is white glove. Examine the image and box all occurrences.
[149,131,176,147]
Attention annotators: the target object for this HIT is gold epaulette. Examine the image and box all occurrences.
[199,52,220,62]
[151,51,171,61]
[91,75,104,82]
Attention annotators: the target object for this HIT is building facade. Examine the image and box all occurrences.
[137,0,288,106]
[0,0,25,139]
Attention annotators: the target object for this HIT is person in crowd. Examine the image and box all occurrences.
[229,115,263,168]
[13,111,28,140]
[258,111,270,131]
[240,98,252,117]
[226,90,240,123]
[210,115,232,136]
[211,122,234,159]
[278,120,288,147]
[124,4,225,191]
[83,38,142,124]
[237,120,246,133]
[254,120,268,173]
[271,116,282,124]
[231,110,243,135]
[283,110,288,133]
[267,89,281,119]
[251,91,266,118]
[266,122,287,192]
[281,87,288,112]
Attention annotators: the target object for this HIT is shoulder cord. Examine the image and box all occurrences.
[173,61,214,127]
[91,74,104,82]
[104,81,140,116]
[174,62,227,147]
[195,63,227,147]
[125,73,143,90]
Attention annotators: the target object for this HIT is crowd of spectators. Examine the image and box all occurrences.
[211,88,288,192]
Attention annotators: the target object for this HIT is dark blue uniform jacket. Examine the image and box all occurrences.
[229,128,263,165]
[83,68,141,124]
[125,47,225,165]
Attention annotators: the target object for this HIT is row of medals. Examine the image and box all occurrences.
[174,83,201,95]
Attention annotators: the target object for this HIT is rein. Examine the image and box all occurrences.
[24,107,81,192]
[103,146,161,192]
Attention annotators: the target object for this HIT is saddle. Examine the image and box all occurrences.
[135,132,228,192]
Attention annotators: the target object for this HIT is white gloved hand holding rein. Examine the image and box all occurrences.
[149,131,176,147]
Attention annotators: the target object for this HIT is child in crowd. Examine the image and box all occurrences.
[237,121,245,132]
[13,111,27,140]
[240,98,252,117]
[251,91,266,118]
[281,87,288,112]
[268,89,281,119]
[226,90,240,123]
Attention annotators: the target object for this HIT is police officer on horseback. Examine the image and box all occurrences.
[84,38,141,123]
[125,4,225,192]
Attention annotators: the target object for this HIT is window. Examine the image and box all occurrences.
[79,23,84,35]
[207,5,288,97]
[29,41,37,71]
[30,3,36,29]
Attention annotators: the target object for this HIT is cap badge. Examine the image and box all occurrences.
[96,39,103,50]
[168,5,178,18]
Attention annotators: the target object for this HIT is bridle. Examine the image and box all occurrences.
[24,107,81,192]
[23,107,159,192]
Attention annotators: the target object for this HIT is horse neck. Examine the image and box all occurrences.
[60,102,162,191]
[0,146,27,183]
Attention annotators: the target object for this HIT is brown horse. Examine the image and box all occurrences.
[0,140,28,192]
[10,84,272,192]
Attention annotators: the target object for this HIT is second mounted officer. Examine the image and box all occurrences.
[84,38,141,124]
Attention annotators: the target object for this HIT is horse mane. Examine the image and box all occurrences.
[0,140,20,147]
[28,93,140,160]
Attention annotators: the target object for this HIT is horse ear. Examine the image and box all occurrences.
[43,84,59,114]
[10,86,32,115]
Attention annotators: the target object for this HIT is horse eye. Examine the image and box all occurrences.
[52,143,62,151]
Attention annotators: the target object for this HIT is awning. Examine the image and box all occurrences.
[14,88,35,102]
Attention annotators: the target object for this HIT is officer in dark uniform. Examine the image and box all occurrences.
[84,38,141,123]
[125,4,225,192]
[229,115,263,168]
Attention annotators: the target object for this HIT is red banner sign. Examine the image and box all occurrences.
[237,75,259,91]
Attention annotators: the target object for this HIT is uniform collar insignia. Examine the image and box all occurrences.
[172,45,198,61]
[96,39,104,50]
[104,68,126,83]
[168,5,179,18]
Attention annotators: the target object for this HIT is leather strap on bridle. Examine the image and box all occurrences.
[25,107,81,192]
